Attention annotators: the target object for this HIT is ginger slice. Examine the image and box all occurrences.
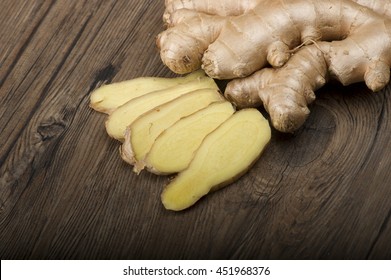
[120,89,224,173]
[161,108,271,211]
[144,101,235,175]
[105,76,218,141]
[90,70,206,114]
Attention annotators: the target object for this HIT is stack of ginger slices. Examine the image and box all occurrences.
[90,70,271,211]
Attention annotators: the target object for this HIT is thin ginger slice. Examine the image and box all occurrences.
[161,108,271,211]
[90,70,206,114]
[105,76,218,141]
[120,89,224,173]
[144,101,235,175]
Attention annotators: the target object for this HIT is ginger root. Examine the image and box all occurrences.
[105,74,218,141]
[120,88,224,173]
[226,39,391,132]
[144,101,235,175]
[90,71,271,210]
[157,0,391,133]
[161,108,271,211]
[89,70,206,114]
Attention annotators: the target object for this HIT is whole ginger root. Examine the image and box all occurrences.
[157,0,391,133]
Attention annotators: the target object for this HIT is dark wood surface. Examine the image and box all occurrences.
[1,0,391,260]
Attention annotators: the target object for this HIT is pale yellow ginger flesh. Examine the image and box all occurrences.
[105,75,218,141]
[120,88,224,173]
[90,70,271,211]
[161,108,271,211]
[144,101,235,175]
[89,70,206,114]
[157,0,391,133]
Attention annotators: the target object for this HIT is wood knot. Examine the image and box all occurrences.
[37,119,66,141]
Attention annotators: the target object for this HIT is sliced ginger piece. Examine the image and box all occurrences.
[90,70,206,114]
[120,89,224,173]
[144,101,235,175]
[105,75,218,141]
[161,108,271,211]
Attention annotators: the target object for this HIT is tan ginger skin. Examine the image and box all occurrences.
[157,0,391,133]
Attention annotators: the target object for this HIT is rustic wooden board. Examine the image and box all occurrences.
[1,0,390,260]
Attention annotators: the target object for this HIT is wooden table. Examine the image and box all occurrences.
[1,0,390,259]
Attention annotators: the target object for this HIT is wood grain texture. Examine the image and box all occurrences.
[1,0,390,260]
